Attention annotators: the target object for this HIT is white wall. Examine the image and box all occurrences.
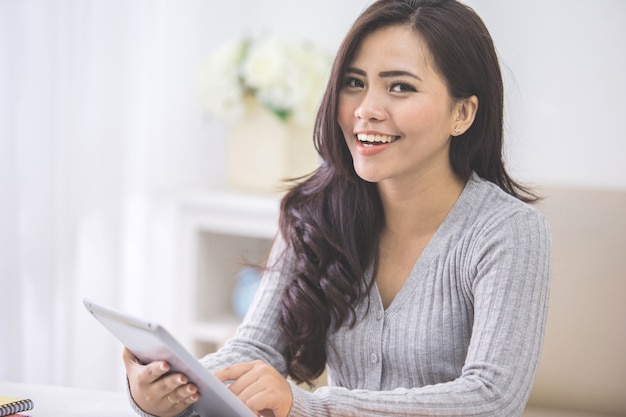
[467,0,626,190]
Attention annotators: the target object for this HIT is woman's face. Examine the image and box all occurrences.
[338,25,461,189]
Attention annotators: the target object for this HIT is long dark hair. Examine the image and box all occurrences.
[278,0,535,385]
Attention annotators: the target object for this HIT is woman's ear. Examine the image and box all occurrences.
[451,95,478,136]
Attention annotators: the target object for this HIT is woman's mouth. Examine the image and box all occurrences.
[356,133,400,147]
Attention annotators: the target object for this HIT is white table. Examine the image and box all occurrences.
[0,381,136,417]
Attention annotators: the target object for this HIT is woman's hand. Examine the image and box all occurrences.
[214,360,293,417]
[122,348,199,417]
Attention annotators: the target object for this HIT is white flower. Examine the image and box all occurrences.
[198,34,332,126]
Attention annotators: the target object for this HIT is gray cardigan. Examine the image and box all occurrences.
[135,173,551,417]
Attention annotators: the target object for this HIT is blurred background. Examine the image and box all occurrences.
[1,0,625,394]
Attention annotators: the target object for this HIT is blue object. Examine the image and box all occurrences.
[232,267,261,319]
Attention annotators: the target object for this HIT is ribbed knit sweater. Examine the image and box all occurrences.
[134,173,551,417]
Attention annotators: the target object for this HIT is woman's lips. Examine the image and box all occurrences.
[356,133,400,146]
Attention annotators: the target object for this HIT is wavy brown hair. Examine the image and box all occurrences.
[278,0,537,385]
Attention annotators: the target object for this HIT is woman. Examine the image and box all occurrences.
[124,0,551,416]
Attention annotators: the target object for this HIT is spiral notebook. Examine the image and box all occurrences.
[0,396,34,416]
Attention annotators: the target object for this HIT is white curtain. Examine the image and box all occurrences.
[0,0,366,393]
[0,0,226,391]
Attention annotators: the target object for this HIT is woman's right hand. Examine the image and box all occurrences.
[123,348,199,417]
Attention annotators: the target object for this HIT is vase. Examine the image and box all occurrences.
[227,101,319,192]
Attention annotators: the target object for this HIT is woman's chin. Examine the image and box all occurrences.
[353,165,385,184]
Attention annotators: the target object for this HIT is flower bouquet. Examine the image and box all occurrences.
[198,34,332,126]
[198,34,332,191]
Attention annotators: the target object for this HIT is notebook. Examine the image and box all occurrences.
[83,299,256,417]
[0,396,34,417]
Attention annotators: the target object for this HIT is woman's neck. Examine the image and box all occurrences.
[377,172,465,239]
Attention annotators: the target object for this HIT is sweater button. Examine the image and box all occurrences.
[370,353,378,363]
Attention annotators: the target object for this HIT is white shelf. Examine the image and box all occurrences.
[177,189,280,356]
[180,189,281,238]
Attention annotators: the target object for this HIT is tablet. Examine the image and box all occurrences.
[83,298,256,417]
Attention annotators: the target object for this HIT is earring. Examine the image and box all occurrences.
[454,126,461,134]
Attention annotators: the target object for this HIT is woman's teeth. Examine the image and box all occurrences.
[356,133,398,146]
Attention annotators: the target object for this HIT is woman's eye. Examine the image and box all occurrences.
[344,77,365,89]
[390,82,416,93]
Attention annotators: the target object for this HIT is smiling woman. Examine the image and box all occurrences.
[123,1,550,417]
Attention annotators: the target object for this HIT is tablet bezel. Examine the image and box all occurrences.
[83,298,256,417]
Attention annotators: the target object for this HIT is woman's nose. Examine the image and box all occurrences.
[354,91,387,121]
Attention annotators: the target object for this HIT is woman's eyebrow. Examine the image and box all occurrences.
[379,70,421,81]
[346,67,366,76]
[346,67,421,81]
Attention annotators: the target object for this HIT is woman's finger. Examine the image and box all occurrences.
[163,374,199,405]
[214,361,292,417]
[123,347,170,384]
[213,361,255,384]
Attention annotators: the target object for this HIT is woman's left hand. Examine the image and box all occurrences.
[213,360,293,417]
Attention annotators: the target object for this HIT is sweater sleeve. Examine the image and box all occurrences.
[288,208,551,417]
